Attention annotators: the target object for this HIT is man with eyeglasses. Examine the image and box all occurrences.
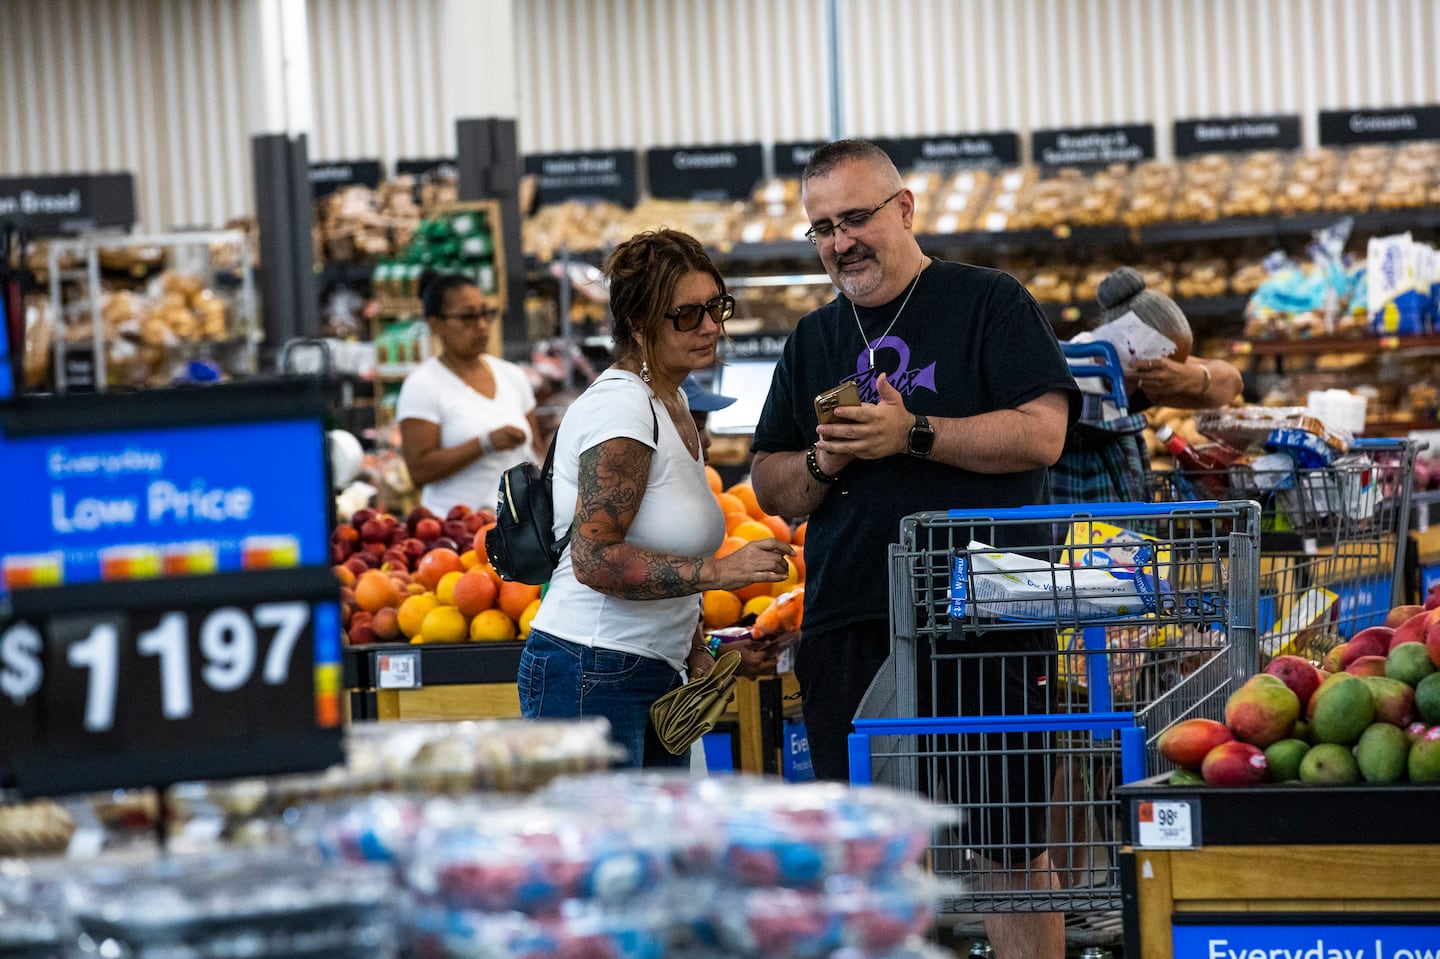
[750,139,1079,959]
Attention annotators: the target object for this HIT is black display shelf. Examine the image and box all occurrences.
[343,640,526,719]
[1116,772,1440,846]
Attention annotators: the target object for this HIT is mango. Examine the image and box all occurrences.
[1263,738,1310,783]
[1308,676,1374,745]
[1385,642,1436,687]
[1224,675,1300,747]
[1168,767,1205,786]
[1340,627,1393,667]
[1158,718,1234,770]
[1354,722,1410,783]
[1201,740,1268,786]
[1409,731,1440,783]
[1360,675,1416,727]
[1322,642,1348,674]
[1299,742,1361,784]
[1344,655,1388,678]
[1262,655,1323,711]
[1417,673,1440,725]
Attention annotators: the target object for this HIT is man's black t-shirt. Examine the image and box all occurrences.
[751,260,1080,638]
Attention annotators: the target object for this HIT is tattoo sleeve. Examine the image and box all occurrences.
[570,438,705,599]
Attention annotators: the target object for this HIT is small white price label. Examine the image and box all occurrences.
[377,651,421,690]
[1136,799,1194,848]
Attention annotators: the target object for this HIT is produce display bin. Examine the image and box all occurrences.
[1116,774,1440,959]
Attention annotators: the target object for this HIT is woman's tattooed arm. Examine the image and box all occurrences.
[568,438,707,599]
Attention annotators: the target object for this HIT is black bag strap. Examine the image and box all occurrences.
[543,395,658,559]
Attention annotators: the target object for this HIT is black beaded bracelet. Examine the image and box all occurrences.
[806,444,839,484]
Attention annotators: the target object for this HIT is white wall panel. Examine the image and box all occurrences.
[4,0,1440,232]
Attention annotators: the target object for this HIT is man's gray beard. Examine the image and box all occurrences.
[835,266,882,301]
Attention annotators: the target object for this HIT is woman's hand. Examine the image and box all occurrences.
[686,644,714,681]
[486,425,529,453]
[708,538,794,593]
[1130,358,1203,401]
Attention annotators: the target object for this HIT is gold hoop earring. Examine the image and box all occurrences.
[640,360,651,383]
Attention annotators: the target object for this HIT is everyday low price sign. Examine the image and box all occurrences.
[1172,923,1440,959]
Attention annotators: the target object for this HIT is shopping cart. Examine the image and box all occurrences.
[849,500,1260,923]
[1150,437,1420,660]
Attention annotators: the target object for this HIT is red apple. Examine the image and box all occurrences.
[405,506,437,533]
[402,537,428,562]
[464,513,485,533]
[330,542,352,565]
[350,508,377,530]
[360,518,389,543]
[443,520,469,542]
[343,555,371,578]
[476,507,497,525]
[447,504,474,522]
[415,517,444,541]
[432,537,459,553]
[381,549,409,571]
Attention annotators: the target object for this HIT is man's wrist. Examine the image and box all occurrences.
[1195,363,1212,399]
[806,444,840,484]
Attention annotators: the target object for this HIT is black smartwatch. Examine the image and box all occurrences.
[906,413,935,458]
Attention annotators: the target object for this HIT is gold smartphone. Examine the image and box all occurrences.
[814,381,861,425]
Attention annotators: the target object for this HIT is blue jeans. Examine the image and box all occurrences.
[517,628,687,769]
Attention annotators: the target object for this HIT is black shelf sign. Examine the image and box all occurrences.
[875,133,1020,171]
[1319,105,1440,145]
[646,143,764,202]
[0,380,343,796]
[523,150,638,207]
[308,159,384,198]
[395,157,457,178]
[1174,114,1301,156]
[773,141,826,177]
[0,174,136,238]
[1031,124,1155,168]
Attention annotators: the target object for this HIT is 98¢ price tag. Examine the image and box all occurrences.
[1135,799,1197,848]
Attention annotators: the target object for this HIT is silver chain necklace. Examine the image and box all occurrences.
[851,259,925,372]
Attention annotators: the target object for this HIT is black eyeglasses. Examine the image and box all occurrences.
[804,189,904,245]
[441,308,498,326]
[664,294,735,332]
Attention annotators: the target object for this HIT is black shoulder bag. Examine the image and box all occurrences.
[486,400,659,586]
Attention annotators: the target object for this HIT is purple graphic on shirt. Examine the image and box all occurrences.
[853,335,937,402]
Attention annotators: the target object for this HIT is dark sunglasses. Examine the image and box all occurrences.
[441,308,498,326]
[664,294,735,332]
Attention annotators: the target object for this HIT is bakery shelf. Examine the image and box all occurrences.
[1226,332,1440,356]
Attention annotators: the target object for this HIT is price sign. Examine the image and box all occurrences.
[1135,798,1197,848]
[0,573,343,795]
[377,650,421,689]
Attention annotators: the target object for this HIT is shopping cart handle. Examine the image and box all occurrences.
[1351,437,1407,451]
[945,501,1218,521]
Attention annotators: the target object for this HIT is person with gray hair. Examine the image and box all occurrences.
[1050,265,1243,505]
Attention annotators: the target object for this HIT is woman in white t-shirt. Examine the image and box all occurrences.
[521,230,794,768]
[396,275,539,517]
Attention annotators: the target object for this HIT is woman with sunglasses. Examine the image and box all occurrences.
[518,229,794,768]
[396,273,540,517]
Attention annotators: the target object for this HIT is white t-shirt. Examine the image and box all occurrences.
[532,370,725,670]
[395,356,537,516]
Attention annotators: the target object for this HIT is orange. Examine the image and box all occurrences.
[731,519,774,543]
[726,483,763,519]
[704,465,724,493]
[742,595,776,620]
[355,571,403,613]
[715,492,747,517]
[332,565,356,588]
[415,548,464,590]
[420,605,468,644]
[470,608,518,641]
[791,546,805,582]
[760,514,791,544]
[499,580,543,622]
[792,521,807,547]
[734,580,774,603]
[724,511,751,534]
[702,589,743,629]
[478,563,504,596]
[518,598,543,638]
[397,592,440,638]
[459,549,481,571]
[475,523,495,564]
[452,570,499,618]
[715,536,747,559]
[436,570,465,606]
